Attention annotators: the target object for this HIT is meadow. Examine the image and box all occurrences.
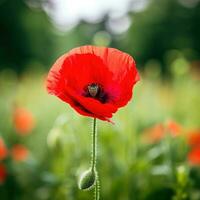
[0,61,200,200]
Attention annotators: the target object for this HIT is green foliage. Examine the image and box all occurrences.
[118,0,200,73]
[0,69,200,199]
[1,0,200,199]
[0,0,55,73]
[1,0,200,74]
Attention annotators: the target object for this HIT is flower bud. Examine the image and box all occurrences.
[78,169,96,190]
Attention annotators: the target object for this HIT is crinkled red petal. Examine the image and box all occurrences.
[46,45,140,121]
[57,91,114,122]
[67,46,140,107]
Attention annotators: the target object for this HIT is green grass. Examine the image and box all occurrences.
[0,68,200,200]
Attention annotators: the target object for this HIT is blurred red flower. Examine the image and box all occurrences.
[143,124,165,143]
[11,144,29,162]
[0,163,7,184]
[166,120,182,137]
[188,146,200,165]
[46,46,139,122]
[187,130,200,147]
[143,120,182,143]
[13,107,35,135]
[0,137,8,160]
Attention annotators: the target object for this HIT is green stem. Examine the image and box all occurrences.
[91,118,97,172]
[95,174,100,200]
[91,118,99,200]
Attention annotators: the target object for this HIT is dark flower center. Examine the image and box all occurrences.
[84,83,108,103]
[88,83,99,97]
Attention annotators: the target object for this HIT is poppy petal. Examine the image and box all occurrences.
[58,92,113,122]
[68,46,140,107]
[188,147,200,165]
[65,86,118,116]
[46,45,139,121]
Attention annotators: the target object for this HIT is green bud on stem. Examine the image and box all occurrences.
[79,169,96,190]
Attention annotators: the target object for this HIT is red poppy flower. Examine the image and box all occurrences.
[188,146,200,165]
[187,130,200,147]
[166,120,182,137]
[13,107,35,135]
[46,46,139,122]
[0,137,8,160]
[11,144,29,162]
[143,124,165,143]
[0,163,7,184]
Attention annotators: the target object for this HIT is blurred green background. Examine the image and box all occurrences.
[0,0,200,199]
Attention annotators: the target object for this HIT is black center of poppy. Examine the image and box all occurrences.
[88,83,99,97]
[84,83,108,103]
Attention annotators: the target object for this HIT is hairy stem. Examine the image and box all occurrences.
[95,173,100,200]
[91,118,99,199]
[91,118,97,172]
